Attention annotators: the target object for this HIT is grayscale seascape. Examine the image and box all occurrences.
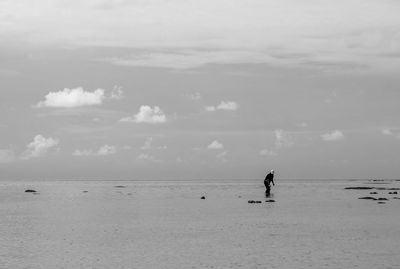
[1,179,400,268]
[2,1,400,268]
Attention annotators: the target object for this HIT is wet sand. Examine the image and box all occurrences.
[1,179,400,269]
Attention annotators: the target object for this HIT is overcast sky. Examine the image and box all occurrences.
[1,0,400,180]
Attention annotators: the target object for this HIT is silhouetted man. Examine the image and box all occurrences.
[264,169,275,195]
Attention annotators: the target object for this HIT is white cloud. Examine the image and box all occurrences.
[205,106,216,112]
[259,149,277,156]
[217,101,239,111]
[207,140,224,150]
[110,85,124,100]
[36,87,106,108]
[0,149,15,163]
[73,145,117,156]
[275,129,294,148]
[21,135,59,159]
[206,101,239,112]
[137,153,160,162]
[120,106,167,124]
[321,130,345,141]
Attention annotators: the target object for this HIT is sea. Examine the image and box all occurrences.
[1,179,399,268]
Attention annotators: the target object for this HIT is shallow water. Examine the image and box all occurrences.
[1,179,399,268]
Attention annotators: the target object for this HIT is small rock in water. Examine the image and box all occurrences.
[83,191,88,193]
[358,196,377,200]
[370,192,378,194]
[393,197,400,199]
[376,187,400,190]
[114,186,126,188]
[345,187,374,190]
[377,197,388,201]
[25,189,37,193]
[247,200,262,203]
[201,196,206,199]
[265,199,276,203]
[388,191,398,194]
[378,202,386,204]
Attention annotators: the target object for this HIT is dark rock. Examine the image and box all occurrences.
[201,196,205,199]
[248,200,262,204]
[393,197,400,199]
[265,199,276,202]
[358,197,377,200]
[83,191,88,193]
[377,198,388,201]
[369,192,378,194]
[114,186,126,188]
[344,187,374,190]
[378,202,386,204]
[375,187,400,190]
[25,189,37,193]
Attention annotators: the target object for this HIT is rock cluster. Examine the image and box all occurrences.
[248,200,262,204]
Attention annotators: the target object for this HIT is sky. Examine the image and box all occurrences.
[1,0,400,180]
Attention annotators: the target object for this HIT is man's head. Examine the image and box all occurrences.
[270,169,274,174]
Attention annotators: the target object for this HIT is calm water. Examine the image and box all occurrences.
[1,179,399,268]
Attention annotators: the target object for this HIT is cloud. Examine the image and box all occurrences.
[35,87,124,108]
[21,135,59,159]
[110,85,124,100]
[207,140,224,150]
[102,50,275,69]
[2,1,400,72]
[275,129,294,148]
[321,130,345,141]
[36,87,106,108]
[0,149,15,163]
[73,145,117,157]
[206,101,239,112]
[137,153,160,162]
[259,149,277,156]
[120,106,167,124]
